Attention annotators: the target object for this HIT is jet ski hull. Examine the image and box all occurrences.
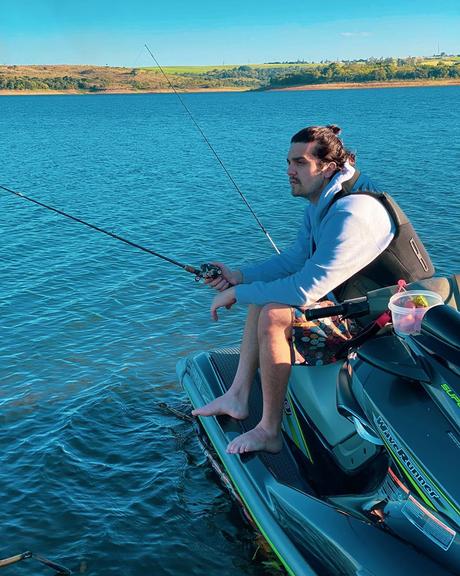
[178,348,455,576]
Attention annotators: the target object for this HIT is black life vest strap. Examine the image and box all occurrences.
[311,169,362,255]
[328,168,383,212]
[340,168,361,194]
[325,170,409,239]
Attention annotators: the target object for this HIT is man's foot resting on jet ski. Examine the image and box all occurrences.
[192,389,249,420]
[226,425,283,454]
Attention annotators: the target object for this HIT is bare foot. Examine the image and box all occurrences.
[226,425,283,454]
[192,390,249,420]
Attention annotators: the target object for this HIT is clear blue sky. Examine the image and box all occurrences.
[1,1,459,66]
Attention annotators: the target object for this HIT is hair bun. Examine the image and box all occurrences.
[326,124,341,136]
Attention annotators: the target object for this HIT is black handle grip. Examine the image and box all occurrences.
[304,304,345,321]
[304,297,369,321]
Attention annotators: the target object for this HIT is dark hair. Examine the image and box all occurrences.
[290,125,355,169]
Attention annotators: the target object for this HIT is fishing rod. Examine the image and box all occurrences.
[144,44,280,254]
[0,550,71,575]
[0,184,221,281]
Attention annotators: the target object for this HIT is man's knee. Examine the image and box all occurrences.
[258,304,292,339]
[247,304,262,316]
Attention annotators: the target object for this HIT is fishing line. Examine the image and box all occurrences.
[0,183,220,281]
[144,44,280,254]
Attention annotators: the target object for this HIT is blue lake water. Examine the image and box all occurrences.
[0,87,459,575]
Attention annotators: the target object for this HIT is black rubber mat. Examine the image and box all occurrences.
[209,348,313,494]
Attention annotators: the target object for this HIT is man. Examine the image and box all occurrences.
[192,125,433,455]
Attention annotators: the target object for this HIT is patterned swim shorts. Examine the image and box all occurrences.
[291,300,359,366]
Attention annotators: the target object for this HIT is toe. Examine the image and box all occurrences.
[226,441,236,454]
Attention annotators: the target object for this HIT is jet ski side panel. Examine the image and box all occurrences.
[348,335,460,573]
[352,337,460,525]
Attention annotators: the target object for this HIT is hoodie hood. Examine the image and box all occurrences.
[309,162,356,244]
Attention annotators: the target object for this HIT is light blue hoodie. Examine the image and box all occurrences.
[235,165,395,307]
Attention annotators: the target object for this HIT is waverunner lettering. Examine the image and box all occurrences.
[441,383,460,408]
[375,416,440,501]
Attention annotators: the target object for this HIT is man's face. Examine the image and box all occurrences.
[287,141,336,204]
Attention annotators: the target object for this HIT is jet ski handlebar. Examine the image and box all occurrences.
[304,296,370,321]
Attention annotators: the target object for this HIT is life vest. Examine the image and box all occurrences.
[328,170,435,301]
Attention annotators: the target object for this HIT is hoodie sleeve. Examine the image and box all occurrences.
[239,209,312,283]
[235,195,394,306]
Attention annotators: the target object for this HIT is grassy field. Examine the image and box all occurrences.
[145,62,333,74]
[147,65,240,74]
[147,57,460,75]
[419,56,460,65]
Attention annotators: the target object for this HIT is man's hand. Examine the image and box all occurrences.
[205,262,242,292]
[211,287,236,321]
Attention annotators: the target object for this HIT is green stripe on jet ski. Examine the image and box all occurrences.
[286,416,302,450]
[289,393,313,463]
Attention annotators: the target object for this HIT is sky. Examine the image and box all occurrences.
[0,0,459,66]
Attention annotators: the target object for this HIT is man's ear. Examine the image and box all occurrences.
[323,162,337,179]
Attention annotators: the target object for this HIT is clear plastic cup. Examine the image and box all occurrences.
[388,290,444,336]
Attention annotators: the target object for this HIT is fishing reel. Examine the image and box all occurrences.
[197,263,223,281]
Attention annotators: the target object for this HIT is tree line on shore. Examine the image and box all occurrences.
[264,57,460,87]
[1,56,459,92]
[0,75,106,91]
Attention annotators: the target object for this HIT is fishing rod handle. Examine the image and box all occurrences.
[0,551,32,567]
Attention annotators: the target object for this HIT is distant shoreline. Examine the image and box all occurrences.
[1,79,459,96]
[268,79,460,91]
[2,59,459,95]
[0,86,247,96]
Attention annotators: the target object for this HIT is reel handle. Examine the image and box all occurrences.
[199,263,223,281]
[197,263,235,289]
[195,264,222,281]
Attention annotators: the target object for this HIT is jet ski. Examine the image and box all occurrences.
[177,276,460,576]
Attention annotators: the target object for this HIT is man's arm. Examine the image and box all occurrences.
[239,210,312,284]
[235,197,394,306]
